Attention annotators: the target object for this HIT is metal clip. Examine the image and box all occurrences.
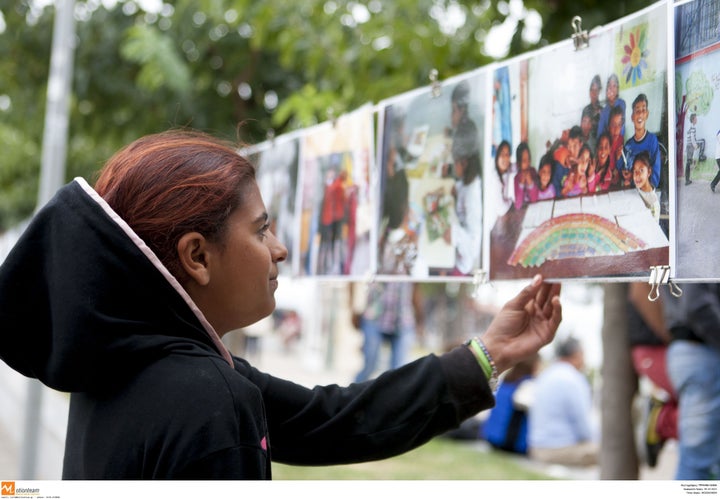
[471,269,488,299]
[669,280,683,298]
[429,69,442,98]
[571,16,589,51]
[327,107,338,128]
[647,265,670,301]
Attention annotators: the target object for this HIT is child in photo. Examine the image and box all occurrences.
[713,129,720,193]
[621,93,662,189]
[608,105,630,187]
[580,107,597,152]
[565,126,584,169]
[595,131,619,192]
[536,154,557,201]
[620,166,633,188]
[494,140,516,213]
[685,113,704,185]
[633,151,660,221]
[597,73,626,138]
[514,141,539,210]
[550,126,583,195]
[561,144,591,198]
[586,147,598,193]
[551,146,571,195]
[582,75,603,142]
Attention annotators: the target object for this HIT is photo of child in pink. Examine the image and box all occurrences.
[514,141,539,209]
[536,154,557,201]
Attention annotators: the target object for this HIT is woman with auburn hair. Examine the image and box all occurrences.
[0,129,562,479]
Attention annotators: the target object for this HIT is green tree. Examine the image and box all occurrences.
[684,69,714,116]
[0,0,655,229]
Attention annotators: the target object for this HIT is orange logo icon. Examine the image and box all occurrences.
[1,482,15,495]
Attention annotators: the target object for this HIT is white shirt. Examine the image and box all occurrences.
[451,176,482,275]
[528,361,596,449]
[637,188,660,222]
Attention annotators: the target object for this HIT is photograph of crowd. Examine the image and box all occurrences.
[297,104,374,277]
[485,2,671,280]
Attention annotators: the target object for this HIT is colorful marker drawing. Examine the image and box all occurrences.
[508,212,646,267]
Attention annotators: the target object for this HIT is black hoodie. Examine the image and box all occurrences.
[0,178,494,479]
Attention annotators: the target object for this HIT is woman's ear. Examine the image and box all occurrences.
[177,232,211,286]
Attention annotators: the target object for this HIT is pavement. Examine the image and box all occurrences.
[675,170,720,278]
[0,365,68,479]
[0,420,19,478]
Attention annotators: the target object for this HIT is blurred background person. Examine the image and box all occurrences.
[627,282,677,469]
[480,353,540,455]
[528,337,599,466]
[661,283,720,480]
[350,281,423,383]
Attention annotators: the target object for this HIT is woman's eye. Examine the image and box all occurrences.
[259,223,270,239]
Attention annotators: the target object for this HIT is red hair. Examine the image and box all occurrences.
[94,130,255,280]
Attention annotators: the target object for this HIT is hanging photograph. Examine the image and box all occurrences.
[242,133,302,276]
[673,0,720,280]
[485,2,671,281]
[297,104,375,278]
[375,69,488,279]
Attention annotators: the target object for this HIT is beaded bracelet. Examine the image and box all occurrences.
[465,336,499,391]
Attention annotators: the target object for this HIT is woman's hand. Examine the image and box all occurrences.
[480,275,562,374]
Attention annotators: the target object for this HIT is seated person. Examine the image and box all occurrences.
[528,337,598,467]
[481,354,540,455]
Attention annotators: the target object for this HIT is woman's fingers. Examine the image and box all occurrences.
[509,274,544,312]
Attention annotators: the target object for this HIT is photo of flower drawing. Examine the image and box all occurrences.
[485,2,670,281]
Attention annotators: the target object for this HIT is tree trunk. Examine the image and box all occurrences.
[599,282,640,479]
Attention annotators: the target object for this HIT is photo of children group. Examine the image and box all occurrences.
[242,1,720,284]
[375,69,487,279]
[485,2,672,280]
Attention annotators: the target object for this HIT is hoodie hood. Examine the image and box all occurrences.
[0,178,232,392]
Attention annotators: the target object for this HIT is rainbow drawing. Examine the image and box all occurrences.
[508,213,647,267]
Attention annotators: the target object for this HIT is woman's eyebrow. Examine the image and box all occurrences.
[252,212,269,225]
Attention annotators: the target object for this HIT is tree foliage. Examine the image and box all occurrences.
[0,0,656,230]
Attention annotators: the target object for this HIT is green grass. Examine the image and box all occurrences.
[272,437,555,480]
